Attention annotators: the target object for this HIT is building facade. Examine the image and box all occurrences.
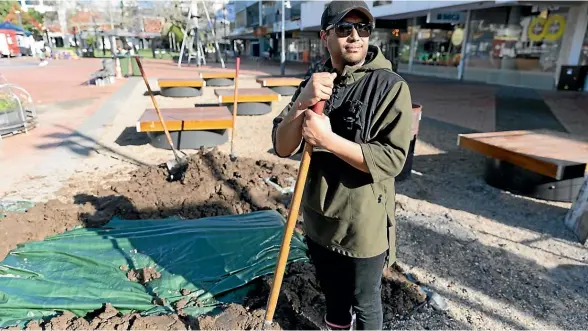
[229,0,588,90]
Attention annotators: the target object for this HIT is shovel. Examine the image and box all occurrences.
[263,100,326,327]
[134,56,189,182]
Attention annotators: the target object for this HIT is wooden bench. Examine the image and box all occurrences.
[199,71,236,87]
[137,107,233,149]
[458,129,588,202]
[256,76,303,96]
[215,88,280,115]
[157,79,205,97]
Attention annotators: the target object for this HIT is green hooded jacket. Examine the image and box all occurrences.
[272,45,413,266]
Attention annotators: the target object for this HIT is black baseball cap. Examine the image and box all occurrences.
[321,1,374,30]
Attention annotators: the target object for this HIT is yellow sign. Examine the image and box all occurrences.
[527,14,566,42]
[451,28,464,46]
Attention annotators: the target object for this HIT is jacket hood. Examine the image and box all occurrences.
[323,45,392,84]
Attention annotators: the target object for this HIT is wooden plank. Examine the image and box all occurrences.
[137,107,233,132]
[256,77,302,87]
[215,88,280,103]
[458,130,588,180]
[158,78,204,88]
[200,72,236,79]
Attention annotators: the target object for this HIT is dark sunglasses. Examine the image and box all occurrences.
[327,21,373,38]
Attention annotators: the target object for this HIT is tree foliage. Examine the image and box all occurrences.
[0,1,44,35]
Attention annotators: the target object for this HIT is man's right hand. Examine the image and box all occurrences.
[293,72,338,111]
[273,72,337,157]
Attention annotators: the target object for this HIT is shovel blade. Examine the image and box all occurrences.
[166,158,189,182]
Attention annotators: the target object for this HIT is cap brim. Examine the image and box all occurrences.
[327,7,374,29]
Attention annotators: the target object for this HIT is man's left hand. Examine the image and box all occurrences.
[302,109,333,149]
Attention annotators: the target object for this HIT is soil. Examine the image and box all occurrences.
[126,267,161,285]
[20,262,427,331]
[2,148,430,330]
[0,148,297,260]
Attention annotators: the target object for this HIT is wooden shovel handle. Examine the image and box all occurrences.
[134,56,176,152]
[264,100,326,325]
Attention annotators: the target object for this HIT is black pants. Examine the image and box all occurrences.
[306,238,387,330]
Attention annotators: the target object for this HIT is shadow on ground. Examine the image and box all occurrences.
[399,116,574,242]
[35,124,148,166]
[115,126,150,147]
[143,90,161,97]
[396,216,588,329]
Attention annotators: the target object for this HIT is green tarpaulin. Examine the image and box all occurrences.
[0,210,308,328]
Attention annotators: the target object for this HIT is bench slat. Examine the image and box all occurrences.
[200,72,236,79]
[215,88,279,103]
[137,107,233,132]
[158,79,204,88]
[256,77,303,87]
[458,129,588,180]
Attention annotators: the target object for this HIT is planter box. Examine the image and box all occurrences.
[0,108,24,127]
[397,103,423,182]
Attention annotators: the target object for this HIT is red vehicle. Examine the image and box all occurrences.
[0,29,19,57]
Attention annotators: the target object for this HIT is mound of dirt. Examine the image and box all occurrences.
[0,148,297,260]
[3,148,430,330]
[22,262,428,330]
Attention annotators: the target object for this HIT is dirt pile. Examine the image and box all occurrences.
[21,262,428,330]
[2,148,430,330]
[125,267,161,285]
[0,148,297,260]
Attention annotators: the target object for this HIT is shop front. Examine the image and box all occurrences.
[393,4,578,89]
[463,5,569,89]
[397,13,466,79]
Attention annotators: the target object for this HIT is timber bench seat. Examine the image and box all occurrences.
[215,88,280,115]
[256,76,302,96]
[458,129,588,202]
[199,71,236,87]
[137,107,233,149]
[157,79,205,97]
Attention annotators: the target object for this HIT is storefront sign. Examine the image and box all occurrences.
[525,14,566,42]
[426,11,465,24]
[253,26,267,37]
[451,28,464,46]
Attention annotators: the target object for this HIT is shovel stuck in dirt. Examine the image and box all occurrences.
[134,56,189,182]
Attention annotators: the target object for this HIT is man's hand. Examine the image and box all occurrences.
[302,109,334,148]
[303,109,369,173]
[294,72,338,111]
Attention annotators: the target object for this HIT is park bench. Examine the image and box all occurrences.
[215,88,279,116]
[136,106,233,149]
[256,76,303,96]
[199,71,236,87]
[458,129,588,202]
[157,78,205,97]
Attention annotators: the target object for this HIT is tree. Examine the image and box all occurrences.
[0,1,17,19]
[0,1,44,35]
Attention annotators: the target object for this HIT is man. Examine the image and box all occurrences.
[271,1,413,330]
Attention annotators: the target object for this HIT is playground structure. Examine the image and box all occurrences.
[177,0,225,69]
[0,75,38,140]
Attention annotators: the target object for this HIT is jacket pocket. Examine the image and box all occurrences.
[302,162,350,220]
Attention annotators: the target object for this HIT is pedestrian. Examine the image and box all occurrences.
[271,1,413,330]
